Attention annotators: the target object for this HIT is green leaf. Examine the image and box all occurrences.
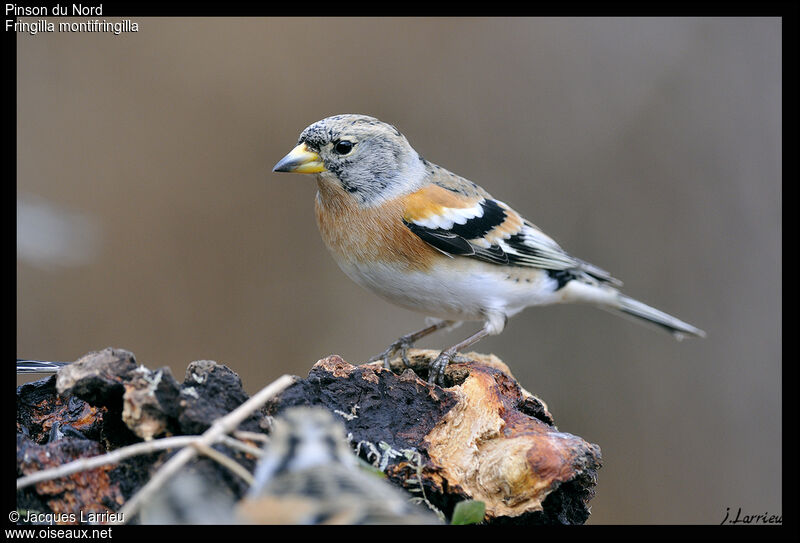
[356,457,386,478]
[450,500,486,525]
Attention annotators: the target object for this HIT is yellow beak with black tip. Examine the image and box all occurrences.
[272,143,327,174]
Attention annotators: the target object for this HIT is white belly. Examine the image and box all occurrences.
[337,258,563,323]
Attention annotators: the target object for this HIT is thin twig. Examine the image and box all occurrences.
[190,442,254,485]
[16,435,199,490]
[232,430,270,444]
[219,435,264,458]
[113,374,295,524]
[17,434,264,490]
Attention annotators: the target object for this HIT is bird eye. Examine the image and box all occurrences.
[333,140,354,155]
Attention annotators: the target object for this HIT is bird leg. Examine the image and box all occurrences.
[369,320,454,369]
[428,327,491,385]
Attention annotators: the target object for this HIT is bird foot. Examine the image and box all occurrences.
[428,349,459,385]
[368,335,415,370]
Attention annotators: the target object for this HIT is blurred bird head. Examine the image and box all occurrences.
[248,406,356,496]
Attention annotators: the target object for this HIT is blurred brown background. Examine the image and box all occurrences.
[16,17,781,523]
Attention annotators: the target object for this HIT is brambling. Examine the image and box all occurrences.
[273,114,705,384]
[240,407,441,524]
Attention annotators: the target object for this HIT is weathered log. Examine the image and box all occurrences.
[269,350,602,524]
[16,347,601,525]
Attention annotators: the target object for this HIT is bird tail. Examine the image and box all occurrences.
[610,294,706,340]
[561,281,705,340]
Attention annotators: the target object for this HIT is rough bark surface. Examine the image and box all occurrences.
[270,350,602,524]
[16,347,601,525]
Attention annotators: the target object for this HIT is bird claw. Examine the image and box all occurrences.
[368,336,414,370]
[427,350,456,385]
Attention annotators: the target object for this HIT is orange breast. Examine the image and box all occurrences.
[314,179,439,271]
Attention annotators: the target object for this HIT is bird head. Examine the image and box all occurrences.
[273,114,427,205]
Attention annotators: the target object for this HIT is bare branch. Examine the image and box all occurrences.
[190,441,254,485]
[17,435,199,490]
[113,374,295,523]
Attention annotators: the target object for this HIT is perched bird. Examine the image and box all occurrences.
[273,114,705,384]
[240,407,442,525]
